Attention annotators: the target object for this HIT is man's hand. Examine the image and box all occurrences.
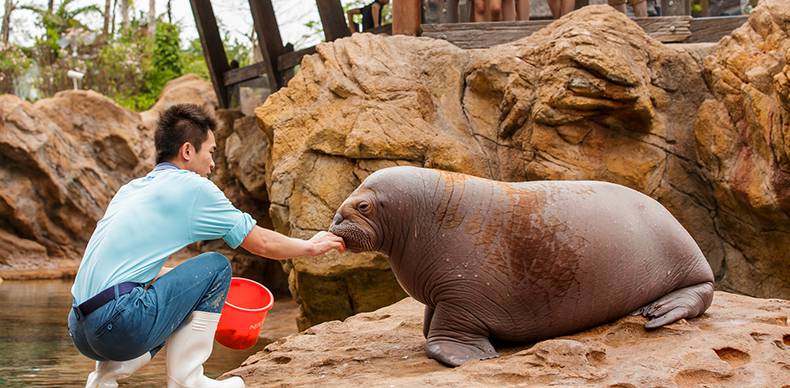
[305,231,346,256]
[241,226,346,260]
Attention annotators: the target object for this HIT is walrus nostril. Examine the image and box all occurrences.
[332,213,344,226]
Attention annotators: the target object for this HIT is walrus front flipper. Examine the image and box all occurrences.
[423,305,434,339]
[424,303,498,367]
[426,338,497,367]
[637,282,714,329]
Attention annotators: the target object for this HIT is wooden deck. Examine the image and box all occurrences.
[421,15,749,48]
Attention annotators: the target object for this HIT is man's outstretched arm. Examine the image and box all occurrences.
[240,225,345,260]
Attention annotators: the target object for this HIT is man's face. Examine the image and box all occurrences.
[188,130,216,177]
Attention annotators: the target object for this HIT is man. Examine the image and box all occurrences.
[68,104,345,388]
[347,0,389,33]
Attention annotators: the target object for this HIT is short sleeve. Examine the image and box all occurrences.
[190,178,257,248]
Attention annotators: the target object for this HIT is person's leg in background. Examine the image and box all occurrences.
[560,0,575,16]
[503,0,517,20]
[516,0,530,20]
[608,0,628,14]
[473,0,488,21]
[548,0,574,18]
[631,0,648,17]
[488,0,503,20]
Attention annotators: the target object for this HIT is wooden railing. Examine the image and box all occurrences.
[421,15,748,48]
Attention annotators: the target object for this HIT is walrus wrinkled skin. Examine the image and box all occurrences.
[328,166,714,367]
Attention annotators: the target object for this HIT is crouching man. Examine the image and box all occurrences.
[68,104,345,387]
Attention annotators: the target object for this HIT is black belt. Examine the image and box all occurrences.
[75,282,142,318]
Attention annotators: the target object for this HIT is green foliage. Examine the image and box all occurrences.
[152,22,182,78]
[93,28,154,110]
[0,45,32,94]
[181,38,210,80]
[21,0,102,58]
[3,3,244,112]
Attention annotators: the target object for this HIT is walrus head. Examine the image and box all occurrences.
[329,166,432,253]
[329,183,384,253]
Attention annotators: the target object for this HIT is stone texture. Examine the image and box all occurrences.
[255,3,790,328]
[0,75,216,277]
[227,292,790,387]
[694,0,790,297]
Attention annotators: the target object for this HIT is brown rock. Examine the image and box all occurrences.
[0,75,217,276]
[227,292,790,387]
[694,0,790,297]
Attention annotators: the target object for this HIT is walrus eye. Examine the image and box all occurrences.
[357,201,370,212]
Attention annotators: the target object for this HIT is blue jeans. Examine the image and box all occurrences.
[68,252,232,361]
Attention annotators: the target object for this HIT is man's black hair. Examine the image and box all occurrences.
[154,104,217,164]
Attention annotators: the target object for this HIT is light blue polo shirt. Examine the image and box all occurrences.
[71,163,256,304]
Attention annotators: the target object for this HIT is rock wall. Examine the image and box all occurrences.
[257,1,790,329]
[0,75,216,277]
[694,0,790,297]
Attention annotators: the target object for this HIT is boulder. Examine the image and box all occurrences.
[255,3,790,328]
[694,0,790,297]
[228,292,790,387]
[0,75,216,278]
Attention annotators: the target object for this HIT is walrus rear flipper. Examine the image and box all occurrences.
[635,282,714,329]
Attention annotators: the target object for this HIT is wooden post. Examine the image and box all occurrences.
[316,0,350,41]
[393,0,421,35]
[458,0,472,22]
[190,0,230,108]
[660,0,691,16]
[249,0,286,91]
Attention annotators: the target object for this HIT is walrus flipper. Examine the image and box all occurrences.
[425,337,498,367]
[424,304,498,367]
[636,282,714,329]
[423,305,435,339]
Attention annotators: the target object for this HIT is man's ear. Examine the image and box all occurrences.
[179,142,194,161]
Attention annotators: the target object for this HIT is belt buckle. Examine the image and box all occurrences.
[72,305,83,321]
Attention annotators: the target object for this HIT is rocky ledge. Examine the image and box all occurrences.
[227,292,789,387]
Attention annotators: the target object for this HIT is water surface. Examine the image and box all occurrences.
[0,279,297,387]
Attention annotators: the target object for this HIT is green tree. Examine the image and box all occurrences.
[21,0,101,55]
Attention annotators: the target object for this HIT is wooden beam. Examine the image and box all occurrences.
[458,0,471,22]
[277,46,317,71]
[632,16,691,43]
[660,0,691,16]
[249,0,285,91]
[421,15,746,49]
[393,0,421,35]
[190,0,230,108]
[687,15,748,43]
[223,62,266,86]
[368,23,393,35]
[316,0,350,41]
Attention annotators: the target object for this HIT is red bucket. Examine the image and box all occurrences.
[215,277,274,350]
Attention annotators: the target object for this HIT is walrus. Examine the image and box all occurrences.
[328,166,714,367]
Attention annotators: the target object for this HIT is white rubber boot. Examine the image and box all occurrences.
[84,352,152,388]
[166,311,245,388]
